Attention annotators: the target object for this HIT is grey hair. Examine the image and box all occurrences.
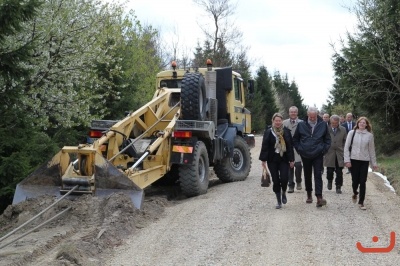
[289,106,298,112]
[330,114,340,122]
[307,106,319,114]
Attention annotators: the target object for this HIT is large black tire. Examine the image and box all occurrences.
[179,141,209,197]
[180,72,207,121]
[214,136,252,182]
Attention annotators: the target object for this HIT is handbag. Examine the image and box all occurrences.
[261,168,271,187]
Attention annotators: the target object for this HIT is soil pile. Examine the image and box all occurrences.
[0,191,170,265]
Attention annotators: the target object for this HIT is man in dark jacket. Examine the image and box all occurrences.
[293,107,331,207]
[341,112,356,133]
[341,112,356,174]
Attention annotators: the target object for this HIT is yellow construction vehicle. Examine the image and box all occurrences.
[13,60,254,209]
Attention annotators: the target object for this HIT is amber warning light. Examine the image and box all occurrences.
[173,131,192,138]
[206,59,213,71]
[171,61,177,69]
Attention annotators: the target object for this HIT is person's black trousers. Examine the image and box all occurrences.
[350,159,369,204]
[288,162,302,188]
[301,155,323,196]
[326,157,343,187]
[268,161,289,193]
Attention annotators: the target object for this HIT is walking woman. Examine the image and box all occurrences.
[344,117,378,210]
[259,113,295,209]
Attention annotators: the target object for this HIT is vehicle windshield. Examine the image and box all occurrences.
[160,79,183,88]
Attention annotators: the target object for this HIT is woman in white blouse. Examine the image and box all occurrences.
[344,117,378,210]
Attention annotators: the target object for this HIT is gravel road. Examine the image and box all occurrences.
[106,136,400,266]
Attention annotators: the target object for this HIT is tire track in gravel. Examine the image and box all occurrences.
[1,192,152,266]
[9,227,78,266]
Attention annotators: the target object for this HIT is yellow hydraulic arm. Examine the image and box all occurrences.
[57,88,180,191]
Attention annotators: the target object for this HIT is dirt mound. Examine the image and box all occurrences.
[0,170,220,265]
[0,192,171,266]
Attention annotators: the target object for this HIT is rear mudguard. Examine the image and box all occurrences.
[222,128,237,157]
[170,137,198,165]
[244,134,255,148]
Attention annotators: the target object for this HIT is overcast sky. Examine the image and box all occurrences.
[119,0,358,109]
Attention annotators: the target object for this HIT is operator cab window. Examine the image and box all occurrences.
[160,79,182,88]
[234,78,243,102]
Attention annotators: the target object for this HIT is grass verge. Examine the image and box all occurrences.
[377,153,400,193]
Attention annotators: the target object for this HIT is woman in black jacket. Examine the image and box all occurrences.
[259,113,295,209]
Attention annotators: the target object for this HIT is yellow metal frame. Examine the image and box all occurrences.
[157,68,251,133]
[58,88,180,190]
[56,68,251,191]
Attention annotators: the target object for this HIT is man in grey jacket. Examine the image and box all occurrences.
[283,106,303,193]
[323,115,347,194]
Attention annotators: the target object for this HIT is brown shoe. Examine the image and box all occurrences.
[316,196,327,207]
[359,204,366,210]
[306,192,313,204]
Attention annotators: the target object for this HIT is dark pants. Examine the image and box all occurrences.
[301,155,323,196]
[288,162,303,188]
[326,157,343,187]
[268,161,289,193]
[350,159,369,204]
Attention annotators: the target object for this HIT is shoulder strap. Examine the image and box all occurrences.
[349,130,356,151]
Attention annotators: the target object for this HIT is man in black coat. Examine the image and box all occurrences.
[293,107,331,207]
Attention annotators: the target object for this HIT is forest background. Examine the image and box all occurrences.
[1,0,399,213]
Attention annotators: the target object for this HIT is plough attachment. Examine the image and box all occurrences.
[13,149,144,209]
[13,88,180,210]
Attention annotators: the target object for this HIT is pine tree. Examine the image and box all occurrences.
[273,72,292,117]
[252,66,278,132]
[330,0,400,154]
[288,80,307,118]
[0,0,43,213]
[0,0,41,121]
